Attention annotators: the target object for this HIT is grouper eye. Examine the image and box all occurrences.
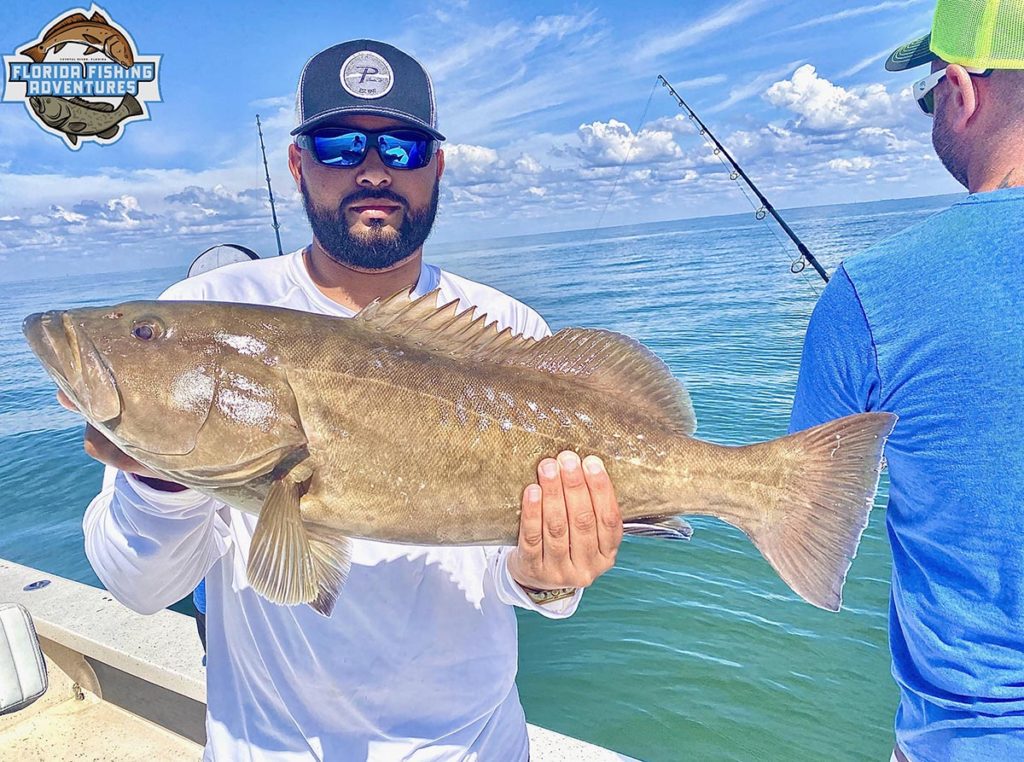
[131,320,163,341]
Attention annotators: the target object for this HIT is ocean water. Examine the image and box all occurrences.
[0,193,958,761]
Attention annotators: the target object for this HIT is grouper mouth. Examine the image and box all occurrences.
[22,310,122,424]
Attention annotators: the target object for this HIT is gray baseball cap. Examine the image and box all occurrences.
[291,39,445,140]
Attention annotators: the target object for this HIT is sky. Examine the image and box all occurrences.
[0,0,954,281]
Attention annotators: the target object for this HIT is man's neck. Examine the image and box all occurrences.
[969,150,1024,193]
[302,243,423,313]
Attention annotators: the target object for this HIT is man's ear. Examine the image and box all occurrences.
[435,147,445,180]
[944,65,980,133]
[288,143,303,188]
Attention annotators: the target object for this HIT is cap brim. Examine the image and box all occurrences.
[885,33,937,71]
[291,107,445,141]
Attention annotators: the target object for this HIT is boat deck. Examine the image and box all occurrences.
[3,689,199,761]
[0,558,630,760]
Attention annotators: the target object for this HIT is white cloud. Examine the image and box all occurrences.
[709,61,805,113]
[639,0,769,60]
[784,0,927,33]
[71,195,155,229]
[723,124,811,159]
[570,120,683,167]
[49,206,88,224]
[514,154,543,175]
[673,74,730,89]
[836,46,896,79]
[443,144,502,184]
[828,156,876,173]
[764,64,911,131]
[528,12,597,40]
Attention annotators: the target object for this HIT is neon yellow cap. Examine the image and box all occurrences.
[886,0,1024,71]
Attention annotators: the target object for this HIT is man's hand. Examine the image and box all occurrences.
[508,451,622,592]
[56,390,162,479]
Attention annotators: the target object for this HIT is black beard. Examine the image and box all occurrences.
[300,179,439,270]
[932,108,970,189]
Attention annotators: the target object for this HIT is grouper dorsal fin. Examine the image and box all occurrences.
[509,327,696,435]
[355,287,531,355]
[355,288,696,435]
[67,96,114,111]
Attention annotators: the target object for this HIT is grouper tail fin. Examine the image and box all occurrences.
[727,412,897,612]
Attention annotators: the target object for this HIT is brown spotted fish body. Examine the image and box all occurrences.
[19,11,134,69]
[23,292,896,617]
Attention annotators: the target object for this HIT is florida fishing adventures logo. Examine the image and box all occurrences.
[2,5,161,149]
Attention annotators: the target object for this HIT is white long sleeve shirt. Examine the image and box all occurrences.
[83,250,582,761]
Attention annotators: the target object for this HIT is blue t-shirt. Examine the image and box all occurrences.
[193,578,206,615]
[790,188,1024,761]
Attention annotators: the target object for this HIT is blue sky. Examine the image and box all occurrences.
[0,0,954,280]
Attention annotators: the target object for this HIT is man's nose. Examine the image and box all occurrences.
[355,148,391,188]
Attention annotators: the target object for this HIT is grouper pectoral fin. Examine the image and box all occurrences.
[246,462,352,618]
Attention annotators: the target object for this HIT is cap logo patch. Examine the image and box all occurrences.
[340,51,393,99]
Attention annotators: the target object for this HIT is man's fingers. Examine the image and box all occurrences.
[517,484,544,565]
[583,455,623,560]
[56,390,78,412]
[558,450,600,566]
[537,457,570,565]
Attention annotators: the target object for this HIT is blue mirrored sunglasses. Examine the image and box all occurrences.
[296,128,435,169]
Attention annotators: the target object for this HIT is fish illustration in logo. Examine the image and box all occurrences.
[18,10,134,70]
[29,94,143,145]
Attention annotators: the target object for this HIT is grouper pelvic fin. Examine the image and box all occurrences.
[623,516,693,540]
[246,462,351,617]
[356,289,696,435]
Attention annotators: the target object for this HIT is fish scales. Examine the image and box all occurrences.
[283,338,688,544]
[22,291,897,616]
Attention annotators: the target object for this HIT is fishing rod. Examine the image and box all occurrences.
[657,75,829,284]
[256,114,285,257]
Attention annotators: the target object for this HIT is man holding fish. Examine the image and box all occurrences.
[33,38,895,762]
[63,40,624,760]
[790,1,1024,760]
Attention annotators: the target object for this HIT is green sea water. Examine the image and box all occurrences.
[0,194,959,760]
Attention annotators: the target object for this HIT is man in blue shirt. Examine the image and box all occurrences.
[789,2,1024,759]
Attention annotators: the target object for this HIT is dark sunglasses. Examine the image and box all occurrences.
[296,128,435,169]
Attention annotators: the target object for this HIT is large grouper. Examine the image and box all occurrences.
[23,290,896,617]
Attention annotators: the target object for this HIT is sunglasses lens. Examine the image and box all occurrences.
[305,129,433,168]
[312,131,369,166]
[378,132,432,169]
[919,91,935,116]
